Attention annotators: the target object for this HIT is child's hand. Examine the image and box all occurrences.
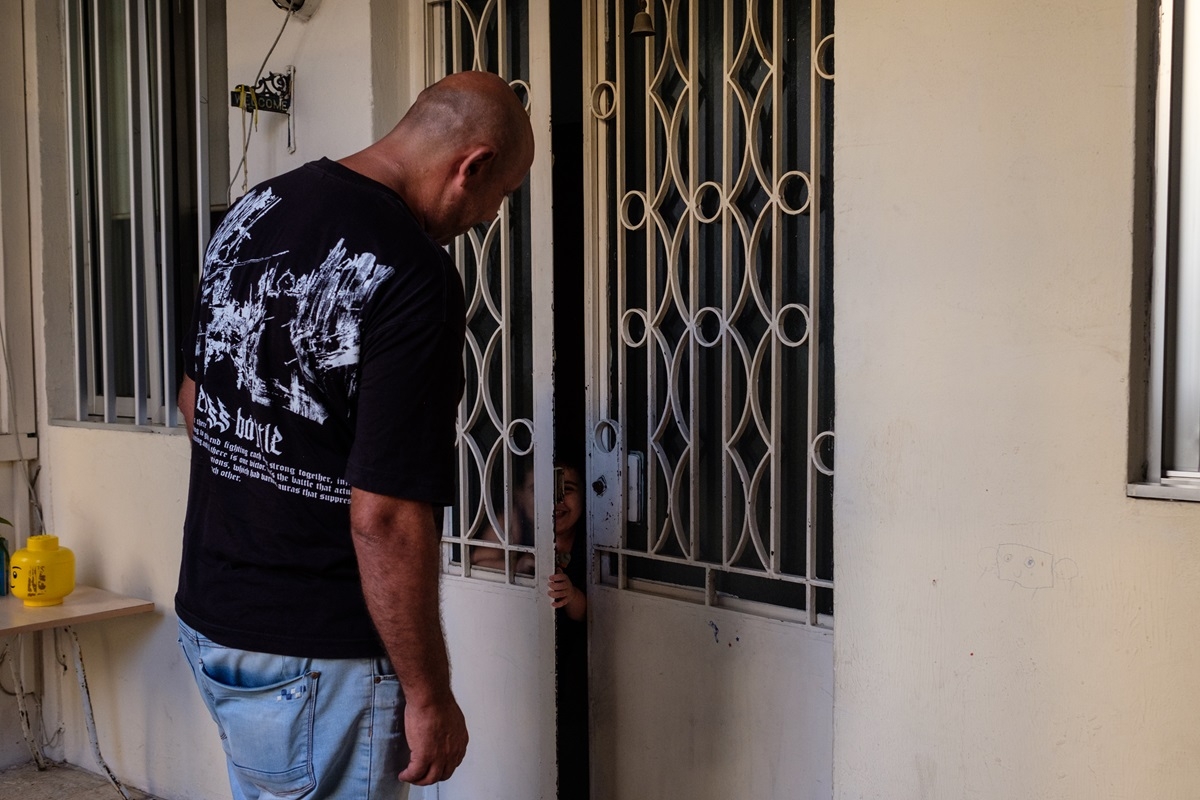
[547,569,576,609]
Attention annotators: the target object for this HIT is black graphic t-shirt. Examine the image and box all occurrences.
[175,158,465,658]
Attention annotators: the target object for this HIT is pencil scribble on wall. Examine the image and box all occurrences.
[978,543,1078,592]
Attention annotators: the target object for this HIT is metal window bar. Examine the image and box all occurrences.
[152,0,175,429]
[687,0,700,567]
[811,0,836,616]
[1174,0,1200,472]
[1128,0,1200,501]
[1144,0,1174,483]
[190,0,213,432]
[491,0,516,580]
[582,0,619,585]
[65,3,91,422]
[592,0,834,624]
[773,0,784,580]
[68,0,211,428]
[614,0,637,576]
[720,4,734,574]
[89,0,117,423]
[128,0,152,426]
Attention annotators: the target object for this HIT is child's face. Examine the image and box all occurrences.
[513,465,583,550]
[554,467,583,544]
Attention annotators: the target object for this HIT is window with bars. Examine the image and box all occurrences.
[63,0,227,428]
[1130,0,1200,501]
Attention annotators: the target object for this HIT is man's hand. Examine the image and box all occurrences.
[399,696,469,785]
[350,488,469,785]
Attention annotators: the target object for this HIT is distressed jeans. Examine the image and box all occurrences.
[178,619,410,800]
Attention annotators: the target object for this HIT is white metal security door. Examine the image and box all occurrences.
[421,2,558,799]
[583,1,835,797]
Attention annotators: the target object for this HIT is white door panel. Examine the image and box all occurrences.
[584,0,836,796]
[590,587,833,800]
[438,579,554,799]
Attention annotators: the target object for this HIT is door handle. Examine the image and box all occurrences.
[627,451,644,523]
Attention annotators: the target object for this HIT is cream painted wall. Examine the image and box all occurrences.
[37,427,226,799]
[833,2,1200,799]
[225,0,374,204]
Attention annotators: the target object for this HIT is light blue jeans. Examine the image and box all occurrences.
[178,619,410,800]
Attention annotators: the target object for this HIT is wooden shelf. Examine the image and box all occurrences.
[0,585,154,637]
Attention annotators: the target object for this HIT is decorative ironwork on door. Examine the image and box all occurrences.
[586,0,835,625]
[426,0,546,586]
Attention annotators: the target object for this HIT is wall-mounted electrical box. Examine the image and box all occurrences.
[271,0,321,22]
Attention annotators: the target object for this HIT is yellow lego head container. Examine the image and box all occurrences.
[9,535,75,607]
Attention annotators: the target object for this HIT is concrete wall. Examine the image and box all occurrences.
[833,1,1200,798]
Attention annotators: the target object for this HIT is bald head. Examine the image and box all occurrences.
[339,71,535,242]
[395,71,533,167]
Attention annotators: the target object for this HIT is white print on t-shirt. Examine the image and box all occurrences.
[192,424,350,504]
[234,406,283,455]
[196,386,281,455]
[195,385,232,433]
[196,187,396,425]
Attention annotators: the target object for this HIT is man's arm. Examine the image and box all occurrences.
[177,376,196,439]
[349,488,468,786]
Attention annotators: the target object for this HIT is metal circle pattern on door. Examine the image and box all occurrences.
[587,0,835,625]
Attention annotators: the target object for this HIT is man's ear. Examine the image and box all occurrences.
[457,146,497,183]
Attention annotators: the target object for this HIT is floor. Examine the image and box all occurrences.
[0,760,163,800]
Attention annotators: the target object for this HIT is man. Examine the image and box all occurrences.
[175,71,534,799]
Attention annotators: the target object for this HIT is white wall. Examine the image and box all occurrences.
[224,0,374,201]
[833,2,1200,799]
[39,427,223,799]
